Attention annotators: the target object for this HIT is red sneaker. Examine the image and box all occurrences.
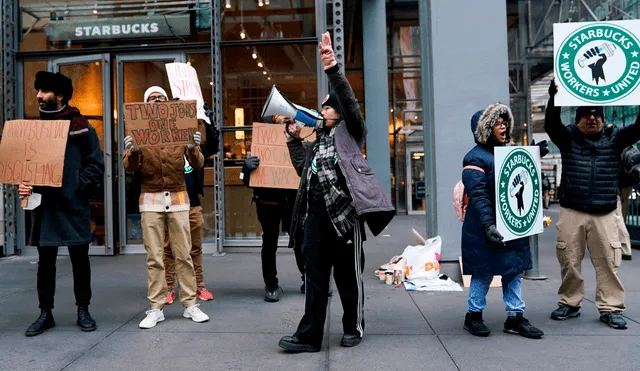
[166,287,176,305]
[197,284,214,301]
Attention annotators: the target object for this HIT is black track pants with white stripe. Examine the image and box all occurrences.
[293,206,365,348]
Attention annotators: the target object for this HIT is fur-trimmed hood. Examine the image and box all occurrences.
[472,103,514,145]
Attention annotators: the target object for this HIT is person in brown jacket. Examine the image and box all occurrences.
[123,86,209,329]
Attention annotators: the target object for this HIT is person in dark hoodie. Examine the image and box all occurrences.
[19,71,105,337]
[277,32,395,353]
[461,103,545,339]
[240,156,301,302]
[161,97,220,304]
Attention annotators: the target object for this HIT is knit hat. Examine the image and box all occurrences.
[575,106,604,123]
[144,86,169,102]
[321,92,341,114]
[34,71,73,103]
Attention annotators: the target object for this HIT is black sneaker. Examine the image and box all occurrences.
[265,286,284,303]
[25,310,55,337]
[503,313,544,339]
[551,304,581,320]
[341,333,362,347]
[463,311,491,337]
[600,312,627,329]
[77,306,97,332]
[278,336,320,353]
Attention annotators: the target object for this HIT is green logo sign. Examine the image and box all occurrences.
[555,23,640,104]
[497,149,540,237]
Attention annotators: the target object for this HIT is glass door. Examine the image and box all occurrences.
[115,53,184,254]
[51,54,114,255]
[406,146,426,215]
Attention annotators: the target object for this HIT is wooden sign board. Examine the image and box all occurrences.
[124,100,198,148]
[249,123,315,189]
[0,120,70,187]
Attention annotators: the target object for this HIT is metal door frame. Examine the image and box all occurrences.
[115,53,185,254]
[406,145,426,216]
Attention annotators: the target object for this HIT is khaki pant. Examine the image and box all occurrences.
[615,195,632,257]
[164,206,204,286]
[556,207,625,313]
[141,211,196,309]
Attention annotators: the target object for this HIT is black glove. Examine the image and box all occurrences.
[485,224,506,249]
[531,139,549,158]
[632,165,640,181]
[242,156,260,173]
[549,78,558,97]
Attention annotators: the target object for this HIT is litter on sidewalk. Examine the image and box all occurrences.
[374,229,462,292]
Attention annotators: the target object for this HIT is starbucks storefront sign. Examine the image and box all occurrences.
[46,15,191,42]
[494,146,544,242]
[554,20,640,106]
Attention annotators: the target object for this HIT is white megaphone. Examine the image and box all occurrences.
[261,85,322,127]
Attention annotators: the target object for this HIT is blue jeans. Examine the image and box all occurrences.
[468,275,525,317]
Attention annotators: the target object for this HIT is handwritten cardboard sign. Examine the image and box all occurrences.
[0,120,70,187]
[125,100,198,148]
[249,123,315,189]
[166,63,210,124]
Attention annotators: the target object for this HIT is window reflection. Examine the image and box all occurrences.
[222,0,315,41]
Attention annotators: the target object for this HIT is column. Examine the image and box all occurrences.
[362,0,391,199]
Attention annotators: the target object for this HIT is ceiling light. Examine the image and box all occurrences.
[265,0,270,4]
[257,61,264,68]
[390,108,394,113]
[258,0,264,7]
[186,61,191,66]
[225,0,232,9]
[93,9,98,14]
[414,115,418,120]
[209,82,214,86]
[263,71,268,75]
[267,76,271,80]
[251,48,258,59]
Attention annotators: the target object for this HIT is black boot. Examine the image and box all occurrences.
[77,306,97,332]
[463,311,491,337]
[25,310,55,337]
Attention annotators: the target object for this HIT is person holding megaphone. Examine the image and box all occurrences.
[276,32,395,353]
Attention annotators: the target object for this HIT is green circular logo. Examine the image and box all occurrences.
[497,149,541,237]
[555,23,640,104]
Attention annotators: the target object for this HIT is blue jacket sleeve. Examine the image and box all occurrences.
[462,155,495,228]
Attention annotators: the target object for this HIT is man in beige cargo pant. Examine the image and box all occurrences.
[545,80,640,329]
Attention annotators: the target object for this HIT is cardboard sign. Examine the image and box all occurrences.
[249,123,314,189]
[0,120,70,187]
[554,20,640,106]
[124,100,198,148]
[494,146,544,242]
[166,63,210,124]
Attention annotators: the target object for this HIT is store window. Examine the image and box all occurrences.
[220,42,317,240]
[221,0,315,41]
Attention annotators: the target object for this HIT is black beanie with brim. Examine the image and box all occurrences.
[575,106,604,123]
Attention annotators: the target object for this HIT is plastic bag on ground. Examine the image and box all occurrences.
[402,236,442,280]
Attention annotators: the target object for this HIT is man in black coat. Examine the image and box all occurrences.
[546,79,640,329]
[19,71,105,336]
[241,156,302,302]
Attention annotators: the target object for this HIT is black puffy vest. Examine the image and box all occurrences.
[559,125,621,213]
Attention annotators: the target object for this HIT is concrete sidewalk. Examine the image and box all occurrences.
[1,205,640,371]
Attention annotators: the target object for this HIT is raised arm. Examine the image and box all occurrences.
[544,79,571,151]
[319,32,366,142]
[617,108,640,149]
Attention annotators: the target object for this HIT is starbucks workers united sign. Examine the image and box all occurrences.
[554,20,640,106]
[494,147,544,242]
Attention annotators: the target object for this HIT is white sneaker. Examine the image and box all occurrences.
[183,304,209,323]
[139,309,165,329]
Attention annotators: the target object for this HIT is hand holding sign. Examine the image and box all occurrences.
[124,135,139,152]
[187,131,201,150]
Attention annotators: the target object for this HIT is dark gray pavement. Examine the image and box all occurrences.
[2,204,640,371]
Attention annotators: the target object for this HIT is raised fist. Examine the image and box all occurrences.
[549,78,558,97]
